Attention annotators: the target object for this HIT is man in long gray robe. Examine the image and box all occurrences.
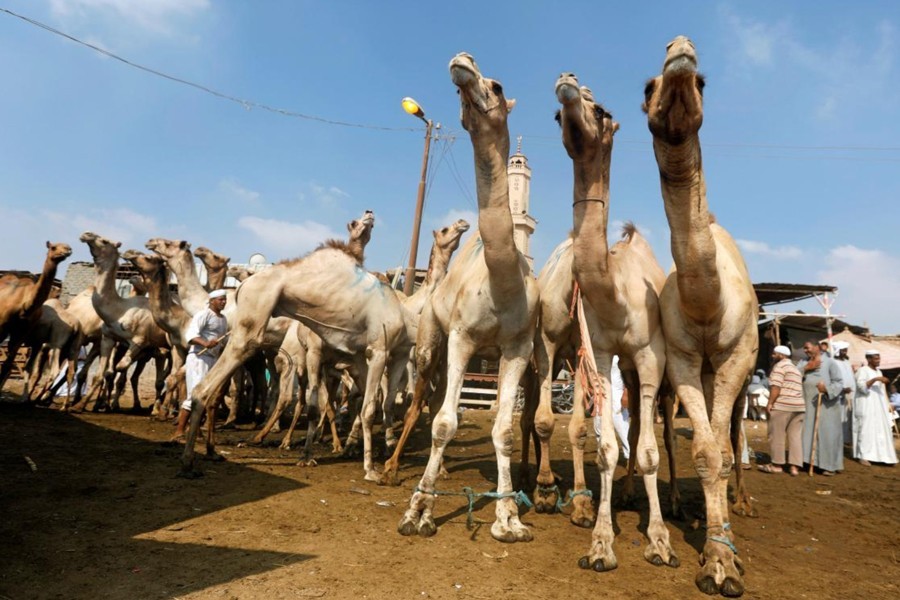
[799,340,846,474]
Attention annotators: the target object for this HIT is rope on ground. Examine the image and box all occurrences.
[415,486,533,530]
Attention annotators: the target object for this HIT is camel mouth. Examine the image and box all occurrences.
[79,232,98,243]
[449,53,478,87]
[454,220,471,233]
[555,79,581,104]
[664,52,698,76]
[121,249,143,261]
[361,212,375,227]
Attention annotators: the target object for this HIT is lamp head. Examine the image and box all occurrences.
[402,96,426,121]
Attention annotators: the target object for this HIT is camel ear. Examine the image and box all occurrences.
[506,98,516,113]
[179,240,188,250]
[433,229,439,239]
[115,241,122,248]
[612,121,620,134]
[46,240,51,248]
[225,256,231,264]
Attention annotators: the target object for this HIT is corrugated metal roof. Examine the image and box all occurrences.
[753,282,838,306]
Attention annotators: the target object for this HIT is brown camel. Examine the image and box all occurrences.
[0,241,72,392]
[179,212,412,482]
[397,53,540,543]
[643,36,759,597]
[194,246,230,292]
[555,74,677,571]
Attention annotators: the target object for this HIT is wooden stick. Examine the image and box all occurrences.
[808,391,824,477]
[196,331,231,356]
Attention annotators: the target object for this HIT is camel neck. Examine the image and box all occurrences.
[571,153,614,301]
[204,265,227,293]
[26,257,60,315]
[404,241,452,314]
[471,138,522,292]
[653,136,720,313]
[93,255,127,317]
[147,267,186,341]
[166,251,208,316]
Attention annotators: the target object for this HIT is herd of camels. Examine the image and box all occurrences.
[0,38,758,596]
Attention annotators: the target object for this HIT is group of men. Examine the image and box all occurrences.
[760,340,898,476]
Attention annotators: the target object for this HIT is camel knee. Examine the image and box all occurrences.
[692,448,723,481]
[431,413,458,446]
[533,411,555,441]
[636,446,660,476]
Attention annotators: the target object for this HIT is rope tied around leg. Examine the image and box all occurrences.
[555,488,594,511]
[414,486,533,530]
[708,535,739,555]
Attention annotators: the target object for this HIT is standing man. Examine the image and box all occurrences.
[172,289,229,441]
[799,340,845,475]
[852,350,898,466]
[759,345,805,476]
[594,355,630,462]
[831,341,856,445]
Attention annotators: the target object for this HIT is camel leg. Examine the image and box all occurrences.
[380,353,408,456]
[399,330,476,537]
[660,390,683,519]
[631,344,678,568]
[730,384,756,518]
[253,350,296,444]
[0,331,27,392]
[489,345,535,543]
[128,355,150,413]
[357,347,390,481]
[670,352,747,597]
[381,305,445,486]
[567,376,594,527]
[21,344,42,402]
[579,353,620,572]
[71,340,102,411]
[530,329,560,512]
[281,351,320,451]
[517,364,538,494]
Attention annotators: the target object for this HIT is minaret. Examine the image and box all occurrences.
[507,135,537,270]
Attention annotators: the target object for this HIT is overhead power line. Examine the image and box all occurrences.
[0,6,419,132]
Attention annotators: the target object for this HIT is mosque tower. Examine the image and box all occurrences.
[507,136,537,271]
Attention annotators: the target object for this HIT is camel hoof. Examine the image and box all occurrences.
[297,459,318,468]
[220,420,237,430]
[721,577,744,598]
[204,451,225,462]
[417,517,437,538]
[176,468,203,480]
[398,516,418,537]
[364,470,380,482]
[696,574,720,596]
[378,470,400,487]
[570,515,594,528]
[591,558,615,572]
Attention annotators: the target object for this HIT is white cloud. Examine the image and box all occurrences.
[818,245,900,334]
[237,216,340,258]
[722,11,783,66]
[49,0,210,34]
[307,182,350,206]
[736,239,803,260]
[219,178,260,204]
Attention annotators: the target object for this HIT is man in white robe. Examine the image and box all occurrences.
[853,350,898,466]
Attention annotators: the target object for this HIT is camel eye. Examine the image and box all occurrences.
[554,109,561,126]
[441,228,448,233]
[696,75,706,95]
[644,80,656,103]
[491,82,503,94]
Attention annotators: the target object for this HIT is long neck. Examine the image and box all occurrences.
[571,151,614,302]
[167,252,208,315]
[204,263,227,292]
[93,255,126,316]
[653,136,720,315]
[403,241,453,314]
[25,257,60,315]
[147,269,187,342]
[471,135,522,292]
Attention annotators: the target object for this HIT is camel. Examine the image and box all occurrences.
[73,232,170,413]
[19,299,83,404]
[643,36,759,597]
[194,246,230,292]
[258,213,382,453]
[554,73,677,571]
[227,265,253,282]
[121,250,190,418]
[0,241,72,392]
[179,211,412,482]
[397,53,540,543]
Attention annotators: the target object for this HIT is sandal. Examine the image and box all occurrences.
[757,464,783,474]
[821,470,836,477]
[788,466,799,477]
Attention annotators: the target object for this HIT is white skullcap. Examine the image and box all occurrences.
[209,289,227,299]
[773,345,791,356]
[865,349,880,357]
[832,341,849,351]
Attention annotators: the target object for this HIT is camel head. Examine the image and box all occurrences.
[434,219,470,253]
[449,52,515,141]
[145,237,190,260]
[45,240,73,264]
[127,275,149,297]
[227,265,253,282]
[79,231,121,267]
[554,73,619,162]
[642,36,705,144]
[347,210,376,245]
[194,246,230,269]
[123,249,168,288]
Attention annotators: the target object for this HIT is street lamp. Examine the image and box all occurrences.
[401,96,434,296]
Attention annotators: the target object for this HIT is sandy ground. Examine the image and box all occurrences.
[1,382,899,600]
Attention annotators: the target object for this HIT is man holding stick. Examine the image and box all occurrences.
[799,340,845,475]
[172,289,229,441]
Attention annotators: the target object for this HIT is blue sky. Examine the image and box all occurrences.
[1,1,898,333]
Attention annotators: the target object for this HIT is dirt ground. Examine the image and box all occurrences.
[1,381,899,600]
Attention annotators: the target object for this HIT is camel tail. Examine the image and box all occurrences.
[620,221,638,242]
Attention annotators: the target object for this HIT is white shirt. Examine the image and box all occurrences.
[185,306,228,358]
